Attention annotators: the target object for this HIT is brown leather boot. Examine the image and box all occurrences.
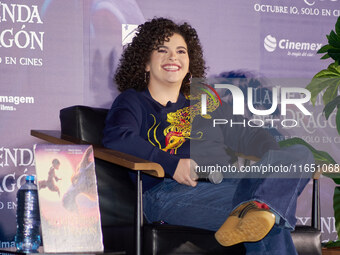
[215,201,275,246]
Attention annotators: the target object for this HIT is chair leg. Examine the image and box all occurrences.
[136,171,143,255]
[312,179,320,230]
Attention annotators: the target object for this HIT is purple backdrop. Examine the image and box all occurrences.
[0,0,339,246]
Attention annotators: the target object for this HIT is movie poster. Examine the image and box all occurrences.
[34,144,103,253]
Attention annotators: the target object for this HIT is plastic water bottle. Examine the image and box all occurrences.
[15,175,41,253]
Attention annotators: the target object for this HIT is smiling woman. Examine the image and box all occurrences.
[103,17,314,255]
[114,17,205,96]
[146,33,190,106]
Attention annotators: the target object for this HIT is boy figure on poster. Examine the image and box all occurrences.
[38,158,62,197]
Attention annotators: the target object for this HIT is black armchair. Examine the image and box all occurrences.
[31,105,322,255]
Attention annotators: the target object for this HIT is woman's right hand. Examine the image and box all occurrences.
[173,159,198,187]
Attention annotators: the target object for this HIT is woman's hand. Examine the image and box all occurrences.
[173,159,198,187]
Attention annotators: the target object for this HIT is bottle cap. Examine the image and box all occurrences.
[26,175,35,181]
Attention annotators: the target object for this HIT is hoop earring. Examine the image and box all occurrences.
[144,72,149,84]
[185,72,192,85]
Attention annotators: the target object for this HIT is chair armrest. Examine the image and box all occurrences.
[235,153,260,162]
[30,130,164,178]
[312,164,339,180]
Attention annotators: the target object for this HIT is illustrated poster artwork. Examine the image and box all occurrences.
[33,144,103,253]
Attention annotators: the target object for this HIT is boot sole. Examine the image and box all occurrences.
[215,210,275,246]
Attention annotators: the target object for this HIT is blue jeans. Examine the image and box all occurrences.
[143,145,314,255]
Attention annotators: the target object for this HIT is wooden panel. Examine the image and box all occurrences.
[322,248,340,255]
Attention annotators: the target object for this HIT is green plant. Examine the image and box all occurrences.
[306,16,340,135]
[279,138,339,247]
[305,16,340,247]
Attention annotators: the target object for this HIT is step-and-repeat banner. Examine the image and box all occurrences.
[1,0,339,246]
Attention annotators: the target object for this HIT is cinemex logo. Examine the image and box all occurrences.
[264,35,322,53]
[264,35,277,52]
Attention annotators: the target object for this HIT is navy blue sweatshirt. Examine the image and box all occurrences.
[102,88,279,191]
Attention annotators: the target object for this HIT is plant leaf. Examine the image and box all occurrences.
[328,48,340,53]
[324,173,340,185]
[322,79,340,105]
[307,64,340,105]
[336,16,340,36]
[328,63,340,74]
[323,95,340,119]
[278,137,337,164]
[329,30,340,48]
[324,240,340,248]
[329,52,340,62]
[320,53,331,60]
[306,77,335,105]
[317,44,333,54]
[279,138,340,185]
[314,64,340,77]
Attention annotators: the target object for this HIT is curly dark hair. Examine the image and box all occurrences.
[115,17,206,95]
